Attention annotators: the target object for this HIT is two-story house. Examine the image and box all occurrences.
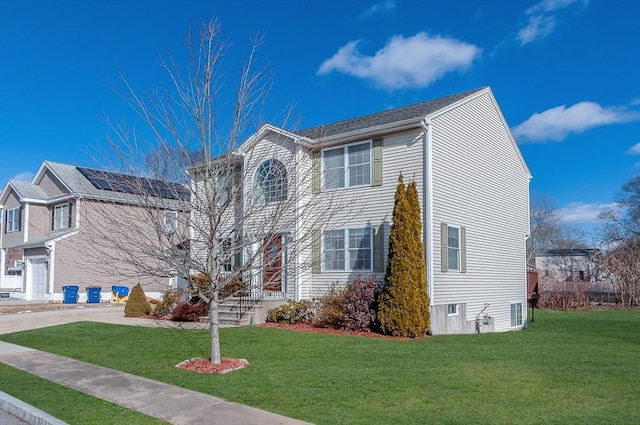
[189,87,532,335]
[0,161,188,301]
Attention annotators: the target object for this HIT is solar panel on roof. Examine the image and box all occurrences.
[76,166,189,200]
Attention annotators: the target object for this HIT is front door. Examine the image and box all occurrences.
[263,234,282,291]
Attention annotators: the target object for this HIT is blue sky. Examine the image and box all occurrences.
[1,0,639,236]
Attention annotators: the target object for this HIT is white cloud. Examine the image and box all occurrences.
[360,0,396,19]
[627,142,640,155]
[512,102,640,143]
[317,32,481,90]
[517,0,585,45]
[11,172,33,182]
[517,15,556,45]
[556,202,616,224]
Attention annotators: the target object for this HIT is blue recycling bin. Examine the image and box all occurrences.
[62,285,79,304]
[111,285,129,303]
[86,286,102,304]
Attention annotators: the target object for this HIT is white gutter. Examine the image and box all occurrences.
[294,143,301,302]
[313,121,422,147]
[421,119,434,306]
[45,240,55,297]
[23,203,29,243]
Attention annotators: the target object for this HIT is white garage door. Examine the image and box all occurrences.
[28,258,47,301]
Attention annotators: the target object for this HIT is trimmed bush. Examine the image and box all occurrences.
[378,175,430,337]
[266,300,315,324]
[315,286,346,328]
[171,301,209,322]
[124,283,151,317]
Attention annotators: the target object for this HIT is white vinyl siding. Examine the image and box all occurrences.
[431,90,530,333]
[323,227,372,272]
[322,141,371,190]
[310,129,422,297]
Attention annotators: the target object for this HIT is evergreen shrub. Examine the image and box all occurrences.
[124,283,151,317]
[378,175,431,337]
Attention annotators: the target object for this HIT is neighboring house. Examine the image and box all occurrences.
[190,86,532,335]
[535,248,613,301]
[535,248,600,283]
[0,161,187,301]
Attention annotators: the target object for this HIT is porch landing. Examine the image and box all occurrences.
[201,297,289,327]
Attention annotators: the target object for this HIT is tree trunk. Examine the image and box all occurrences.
[209,290,221,364]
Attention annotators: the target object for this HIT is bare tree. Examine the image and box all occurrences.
[527,193,562,265]
[82,20,356,364]
[598,175,640,306]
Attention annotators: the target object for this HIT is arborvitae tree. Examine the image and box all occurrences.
[377,175,431,337]
[124,283,151,317]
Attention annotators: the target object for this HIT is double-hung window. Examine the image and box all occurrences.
[219,238,233,273]
[441,223,466,273]
[448,226,460,271]
[323,227,372,271]
[164,211,178,234]
[322,141,371,190]
[52,203,71,230]
[5,207,21,233]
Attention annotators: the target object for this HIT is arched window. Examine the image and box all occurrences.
[253,159,288,204]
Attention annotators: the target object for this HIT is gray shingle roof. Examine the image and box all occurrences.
[15,229,76,248]
[9,180,48,201]
[297,87,486,139]
[44,161,189,202]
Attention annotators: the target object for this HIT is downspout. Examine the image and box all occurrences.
[421,119,435,306]
[45,240,54,300]
[294,143,301,301]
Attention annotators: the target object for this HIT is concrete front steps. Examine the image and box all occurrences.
[200,297,289,327]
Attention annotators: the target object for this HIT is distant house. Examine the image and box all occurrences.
[535,248,600,282]
[0,161,188,301]
[190,87,532,334]
[535,248,613,301]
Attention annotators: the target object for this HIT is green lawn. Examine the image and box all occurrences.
[1,309,639,425]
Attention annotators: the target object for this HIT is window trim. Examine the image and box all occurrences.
[5,207,21,233]
[447,304,458,316]
[321,226,373,272]
[441,222,466,273]
[52,203,71,231]
[219,237,233,273]
[164,211,178,235]
[510,301,523,328]
[321,140,372,191]
[447,225,461,272]
[253,159,288,204]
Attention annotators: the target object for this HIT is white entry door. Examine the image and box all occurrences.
[27,258,47,301]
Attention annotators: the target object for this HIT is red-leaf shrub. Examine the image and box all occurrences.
[340,275,378,331]
[171,301,209,322]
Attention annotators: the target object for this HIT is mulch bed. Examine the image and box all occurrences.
[258,322,425,340]
[176,357,249,374]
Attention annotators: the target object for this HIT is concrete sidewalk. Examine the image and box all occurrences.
[0,305,312,425]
